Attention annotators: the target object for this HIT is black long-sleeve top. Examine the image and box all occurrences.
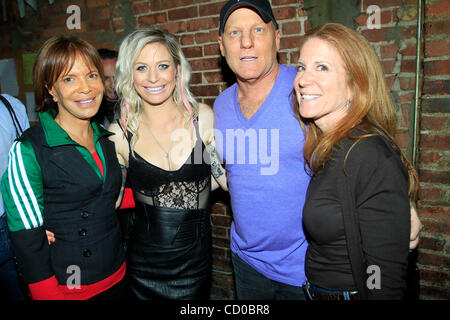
[303,133,410,299]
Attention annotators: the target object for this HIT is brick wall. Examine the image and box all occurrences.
[0,0,448,300]
[355,0,450,300]
[415,0,450,300]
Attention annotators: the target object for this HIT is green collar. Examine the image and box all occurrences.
[39,109,113,147]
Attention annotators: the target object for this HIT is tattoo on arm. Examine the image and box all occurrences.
[119,164,127,198]
[206,142,224,179]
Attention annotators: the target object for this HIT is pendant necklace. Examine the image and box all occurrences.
[146,112,179,171]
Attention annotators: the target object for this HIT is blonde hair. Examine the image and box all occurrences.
[296,23,418,199]
[115,26,199,155]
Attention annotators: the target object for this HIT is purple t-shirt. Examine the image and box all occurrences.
[213,65,310,286]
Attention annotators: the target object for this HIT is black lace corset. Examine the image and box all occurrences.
[126,118,211,210]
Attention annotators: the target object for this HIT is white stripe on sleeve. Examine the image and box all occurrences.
[8,141,40,229]
[16,142,43,226]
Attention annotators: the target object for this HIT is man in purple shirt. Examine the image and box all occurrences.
[214,0,309,299]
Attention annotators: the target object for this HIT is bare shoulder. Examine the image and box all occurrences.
[108,122,122,135]
[107,123,126,143]
[198,103,214,126]
[198,103,214,119]
[197,103,214,142]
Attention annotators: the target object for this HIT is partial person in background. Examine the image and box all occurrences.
[94,48,135,252]
[0,93,29,300]
[108,26,227,300]
[295,23,419,300]
[93,48,119,128]
[1,36,127,300]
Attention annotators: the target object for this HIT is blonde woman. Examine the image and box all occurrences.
[108,27,227,300]
[294,23,419,300]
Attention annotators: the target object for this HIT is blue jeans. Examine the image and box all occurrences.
[303,281,358,300]
[231,252,306,300]
[0,214,26,300]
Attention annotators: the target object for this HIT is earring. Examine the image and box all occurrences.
[346,100,350,111]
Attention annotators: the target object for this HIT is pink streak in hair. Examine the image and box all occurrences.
[179,69,194,129]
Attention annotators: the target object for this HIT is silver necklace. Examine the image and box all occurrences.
[145,112,179,170]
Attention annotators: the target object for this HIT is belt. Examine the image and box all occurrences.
[303,282,359,301]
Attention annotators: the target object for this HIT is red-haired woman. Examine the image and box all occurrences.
[295,23,419,300]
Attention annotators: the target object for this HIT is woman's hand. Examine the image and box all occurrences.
[409,201,423,250]
[46,230,55,245]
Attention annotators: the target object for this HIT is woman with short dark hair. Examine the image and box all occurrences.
[1,35,127,300]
